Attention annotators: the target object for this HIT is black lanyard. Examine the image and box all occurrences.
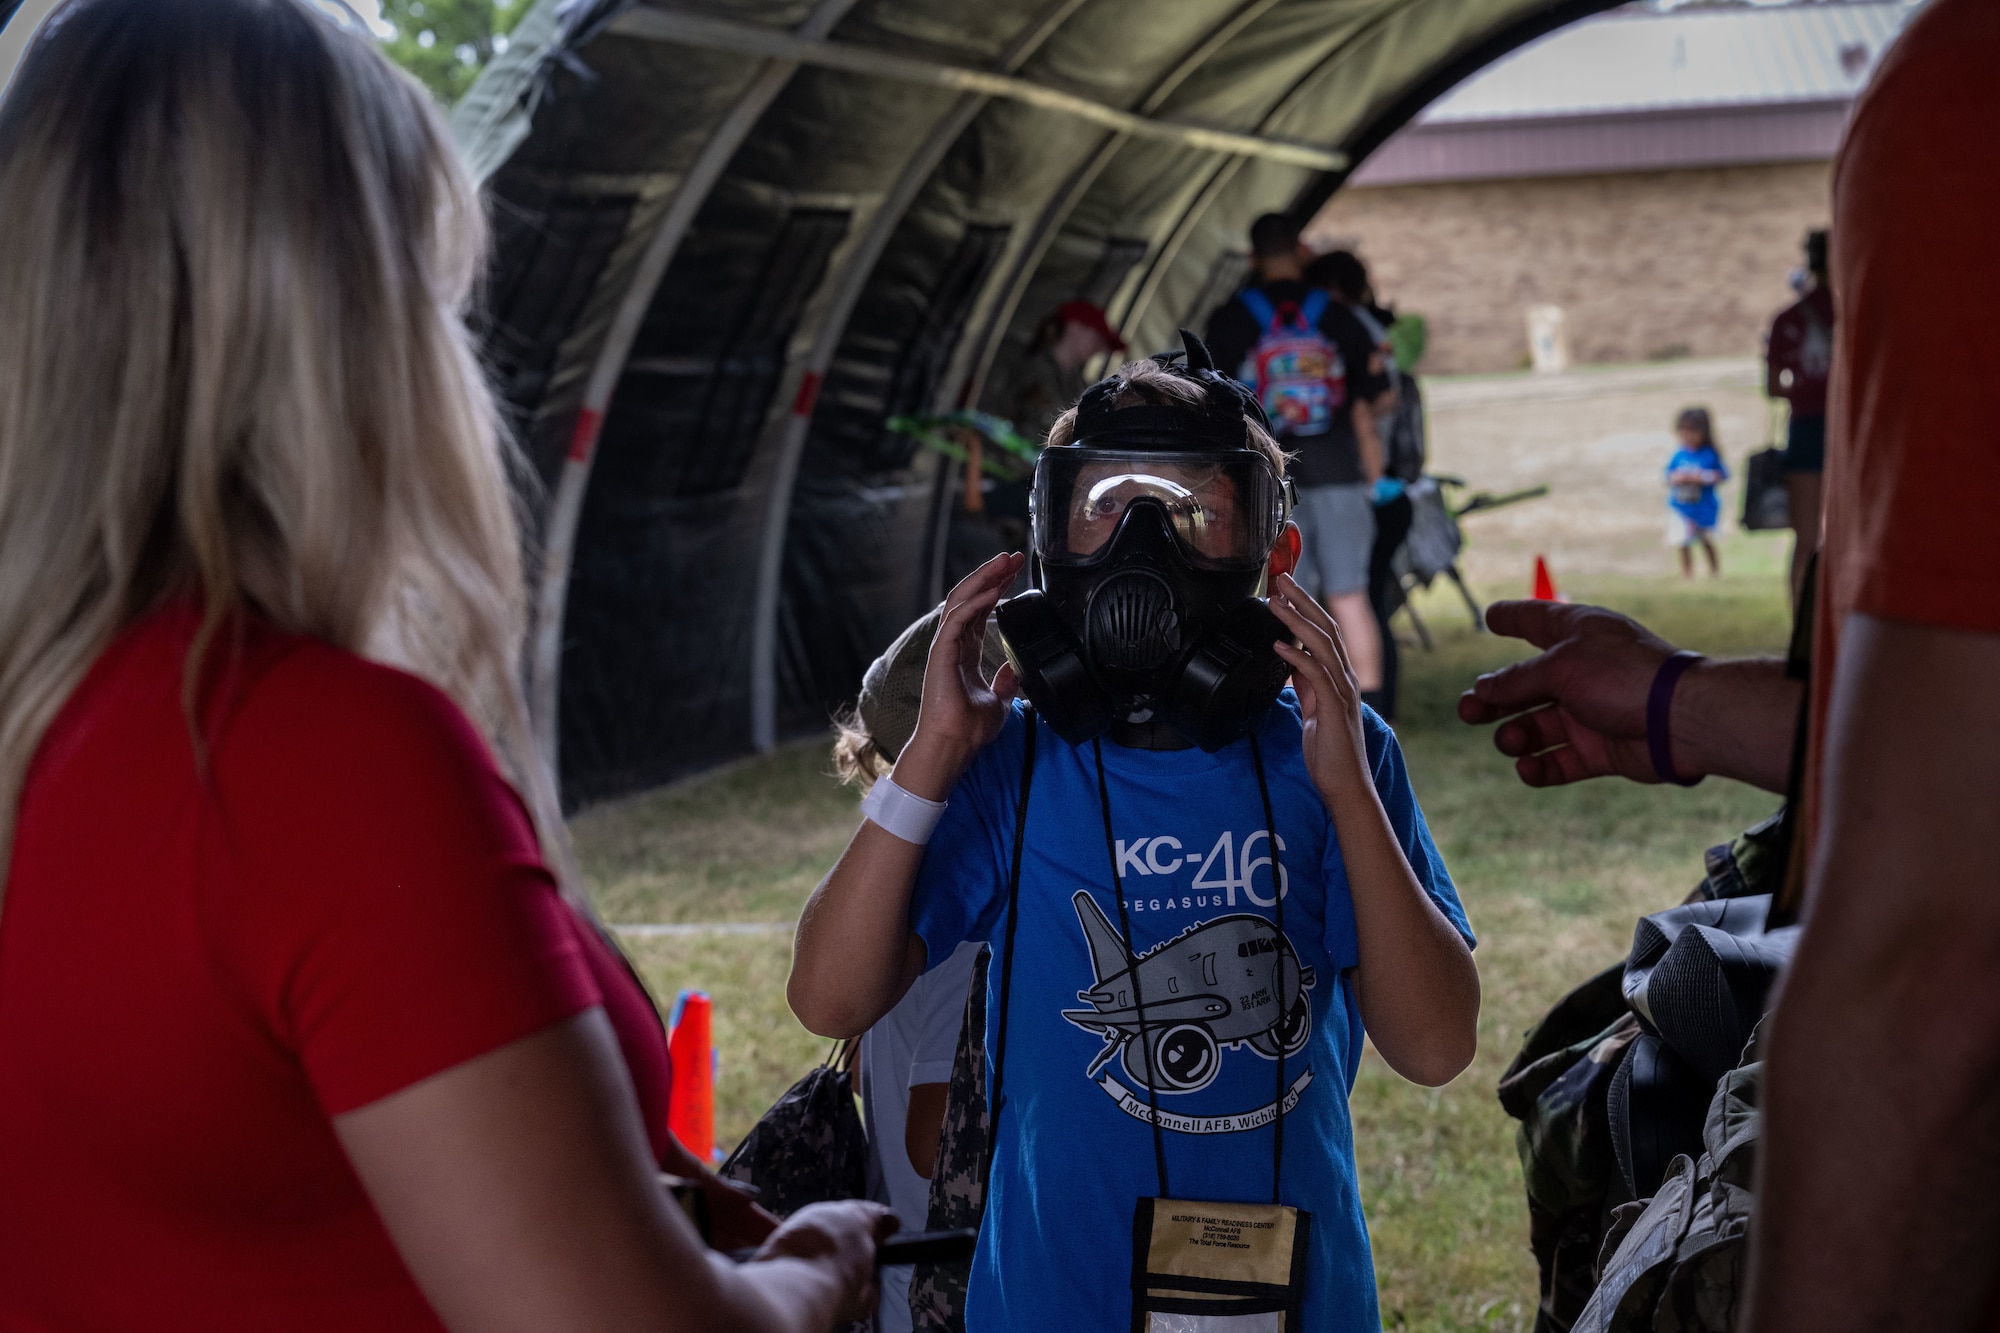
[986,711,1289,1206]
[982,710,1037,1194]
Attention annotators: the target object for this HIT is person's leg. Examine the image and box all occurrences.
[1364,493,1413,720]
[1290,484,1332,602]
[1786,471,1822,604]
[1310,484,1381,691]
[1680,543,1693,578]
[1702,533,1720,576]
[1327,590,1382,691]
[1783,415,1826,607]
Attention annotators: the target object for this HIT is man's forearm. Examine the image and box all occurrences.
[1672,656,1801,791]
[1751,919,2000,1331]
[1747,616,2000,1331]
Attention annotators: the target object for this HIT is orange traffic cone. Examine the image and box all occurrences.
[667,991,717,1163]
[1532,555,1560,602]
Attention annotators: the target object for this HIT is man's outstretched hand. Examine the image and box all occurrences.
[1457,600,1683,787]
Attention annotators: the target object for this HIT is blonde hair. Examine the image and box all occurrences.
[0,0,575,901]
[829,708,891,792]
[1044,357,1290,476]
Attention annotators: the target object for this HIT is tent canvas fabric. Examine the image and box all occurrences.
[453,0,1619,807]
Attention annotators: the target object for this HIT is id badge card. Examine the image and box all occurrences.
[1130,1197,1311,1333]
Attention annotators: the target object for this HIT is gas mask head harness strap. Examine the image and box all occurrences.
[996,329,1297,751]
[1068,326,1272,453]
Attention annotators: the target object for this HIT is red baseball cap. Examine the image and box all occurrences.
[1056,299,1126,352]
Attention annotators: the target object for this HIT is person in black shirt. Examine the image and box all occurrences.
[1205,213,1388,694]
[1305,248,1411,721]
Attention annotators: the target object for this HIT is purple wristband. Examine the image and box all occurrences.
[1646,651,1705,787]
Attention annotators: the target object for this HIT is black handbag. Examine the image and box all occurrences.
[719,1039,868,1218]
[1740,447,1790,531]
[1383,374,1428,483]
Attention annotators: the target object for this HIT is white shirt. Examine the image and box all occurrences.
[860,941,981,1333]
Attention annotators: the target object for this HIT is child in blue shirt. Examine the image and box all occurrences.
[1666,406,1728,578]
[789,354,1477,1333]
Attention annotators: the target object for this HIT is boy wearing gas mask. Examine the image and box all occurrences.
[790,335,1477,1333]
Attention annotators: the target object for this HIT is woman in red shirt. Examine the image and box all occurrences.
[0,2,885,1330]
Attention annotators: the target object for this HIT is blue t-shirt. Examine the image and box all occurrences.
[909,693,1472,1333]
[1665,445,1727,529]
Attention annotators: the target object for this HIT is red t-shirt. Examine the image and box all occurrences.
[1808,0,2000,836]
[577,910,677,1167]
[1765,285,1835,419]
[0,607,667,1331]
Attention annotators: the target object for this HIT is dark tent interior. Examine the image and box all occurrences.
[456,0,1622,807]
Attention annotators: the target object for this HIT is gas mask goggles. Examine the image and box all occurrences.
[996,332,1295,751]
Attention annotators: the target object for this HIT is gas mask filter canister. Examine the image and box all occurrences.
[996,330,1295,751]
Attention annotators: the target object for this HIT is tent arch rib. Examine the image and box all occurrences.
[1115,0,1628,344]
[606,8,1350,169]
[948,0,1292,427]
[524,0,862,766]
[744,0,1093,752]
[1115,0,1451,342]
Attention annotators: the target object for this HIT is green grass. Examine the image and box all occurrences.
[570,748,860,925]
[620,932,833,1154]
[572,532,1793,1332]
[1357,539,1788,1330]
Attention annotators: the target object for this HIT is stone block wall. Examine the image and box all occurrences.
[1304,160,1833,374]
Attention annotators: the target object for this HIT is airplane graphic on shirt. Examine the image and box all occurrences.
[1061,889,1316,1128]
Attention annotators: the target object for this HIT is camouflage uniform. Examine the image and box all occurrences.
[1498,818,1785,1333]
[855,612,1000,1333]
[908,947,990,1333]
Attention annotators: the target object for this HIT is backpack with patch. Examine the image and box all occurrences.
[1236,287,1346,437]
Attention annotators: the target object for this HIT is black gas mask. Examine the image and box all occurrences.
[996,331,1295,752]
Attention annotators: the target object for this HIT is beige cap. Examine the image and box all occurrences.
[856,602,1010,764]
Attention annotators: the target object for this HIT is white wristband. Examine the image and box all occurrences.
[860,775,947,845]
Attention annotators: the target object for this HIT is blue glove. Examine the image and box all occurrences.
[1371,477,1406,506]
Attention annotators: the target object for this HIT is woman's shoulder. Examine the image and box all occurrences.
[213,619,514,822]
[247,631,474,742]
[59,605,475,756]
[260,624,466,716]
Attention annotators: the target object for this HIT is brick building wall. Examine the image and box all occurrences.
[1305,160,1832,374]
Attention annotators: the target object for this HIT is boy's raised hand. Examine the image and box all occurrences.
[896,552,1024,801]
[1271,576,1480,1089]
[1268,574,1372,806]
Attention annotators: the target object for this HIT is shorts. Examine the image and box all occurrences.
[1782,415,1825,474]
[1293,482,1376,598]
[1667,512,1714,548]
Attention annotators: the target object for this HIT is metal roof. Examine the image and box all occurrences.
[1420,1,1918,122]
[1349,95,1856,182]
